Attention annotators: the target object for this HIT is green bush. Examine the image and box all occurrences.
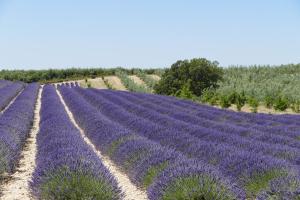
[228,91,238,105]
[201,88,218,105]
[219,95,231,108]
[235,91,247,111]
[154,58,223,97]
[264,94,275,109]
[273,96,289,111]
[247,97,259,113]
[291,100,300,113]
[175,81,195,100]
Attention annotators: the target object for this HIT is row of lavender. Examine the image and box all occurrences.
[0,83,39,180]
[96,89,300,160]
[0,80,25,112]
[64,84,300,199]
[0,80,11,88]
[59,85,243,199]
[30,85,122,199]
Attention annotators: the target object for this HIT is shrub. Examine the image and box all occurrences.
[175,80,195,100]
[154,58,223,96]
[228,91,238,105]
[201,88,217,104]
[235,91,247,111]
[247,97,259,113]
[291,100,300,113]
[264,94,275,109]
[219,95,231,108]
[274,96,289,111]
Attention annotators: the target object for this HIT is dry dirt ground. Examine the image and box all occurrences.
[128,75,147,86]
[214,104,299,115]
[55,75,158,91]
[79,78,107,89]
[1,87,42,200]
[103,76,127,91]
[147,74,161,81]
[57,89,147,200]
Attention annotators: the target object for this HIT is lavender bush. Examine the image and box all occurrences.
[59,85,243,200]
[75,87,300,199]
[0,81,24,112]
[0,83,39,179]
[30,85,122,199]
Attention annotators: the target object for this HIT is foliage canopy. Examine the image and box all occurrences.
[154,58,223,96]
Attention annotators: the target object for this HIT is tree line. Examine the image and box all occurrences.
[0,68,163,83]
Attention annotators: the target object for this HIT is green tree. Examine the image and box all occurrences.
[154,58,223,97]
[274,96,289,111]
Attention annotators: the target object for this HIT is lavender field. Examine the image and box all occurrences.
[0,80,300,200]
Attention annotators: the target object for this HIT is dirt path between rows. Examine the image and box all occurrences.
[57,89,148,200]
[1,87,42,200]
[0,88,24,115]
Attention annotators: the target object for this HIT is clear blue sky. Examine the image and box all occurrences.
[0,0,299,69]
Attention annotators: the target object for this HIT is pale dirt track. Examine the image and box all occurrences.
[57,89,148,200]
[1,87,42,200]
[128,75,147,86]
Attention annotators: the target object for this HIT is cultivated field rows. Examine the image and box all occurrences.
[0,80,300,199]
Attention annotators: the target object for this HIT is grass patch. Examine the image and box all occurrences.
[245,170,286,198]
[161,175,235,200]
[39,167,119,200]
[143,161,168,188]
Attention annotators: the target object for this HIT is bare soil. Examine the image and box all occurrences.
[104,76,127,91]
[128,75,147,86]
[88,78,107,89]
